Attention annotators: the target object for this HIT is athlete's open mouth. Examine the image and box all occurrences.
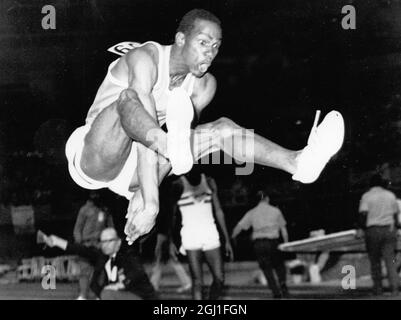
[199,62,211,73]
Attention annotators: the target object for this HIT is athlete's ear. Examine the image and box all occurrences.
[175,32,186,47]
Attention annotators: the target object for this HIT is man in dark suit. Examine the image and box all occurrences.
[42,228,157,300]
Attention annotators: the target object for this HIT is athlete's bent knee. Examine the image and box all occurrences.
[116,89,142,114]
[213,117,239,139]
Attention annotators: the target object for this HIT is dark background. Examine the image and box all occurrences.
[1,0,401,260]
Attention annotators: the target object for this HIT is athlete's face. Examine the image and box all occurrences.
[181,19,222,77]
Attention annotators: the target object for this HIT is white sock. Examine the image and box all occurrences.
[166,87,194,175]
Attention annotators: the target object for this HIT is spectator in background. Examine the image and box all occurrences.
[176,168,234,300]
[150,177,192,293]
[73,192,114,300]
[232,191,289,299]
[396,198,401,227]
[358,174,400,296]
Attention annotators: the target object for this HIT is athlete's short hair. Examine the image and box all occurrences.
[177,9,221,35]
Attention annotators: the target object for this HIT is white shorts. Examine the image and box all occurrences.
[65,125,138,200]
[65,125,220,200]
[180,223,221,253]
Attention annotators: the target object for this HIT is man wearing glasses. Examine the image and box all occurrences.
[42,228,157,300]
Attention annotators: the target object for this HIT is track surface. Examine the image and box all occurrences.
[1,282,400,300]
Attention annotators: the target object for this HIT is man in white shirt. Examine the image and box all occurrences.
[358,174,400,296]
[232,192,289,298]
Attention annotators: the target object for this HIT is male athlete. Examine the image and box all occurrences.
[65,9,345,244]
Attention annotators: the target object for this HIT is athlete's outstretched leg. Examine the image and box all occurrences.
[195,117,298,173]
[194,111,344,183]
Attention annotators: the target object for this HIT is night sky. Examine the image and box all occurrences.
[1,0,401,250]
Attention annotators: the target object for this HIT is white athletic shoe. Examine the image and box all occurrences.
[292,110,344,184]
[166,87,195,176]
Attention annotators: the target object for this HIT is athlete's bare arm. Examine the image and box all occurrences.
[191,73,217,120]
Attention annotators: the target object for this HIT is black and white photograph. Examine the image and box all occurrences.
[1,0,401,306]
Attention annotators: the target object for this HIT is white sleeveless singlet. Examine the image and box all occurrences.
[85,41,197,126]
[177,174,216,228]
